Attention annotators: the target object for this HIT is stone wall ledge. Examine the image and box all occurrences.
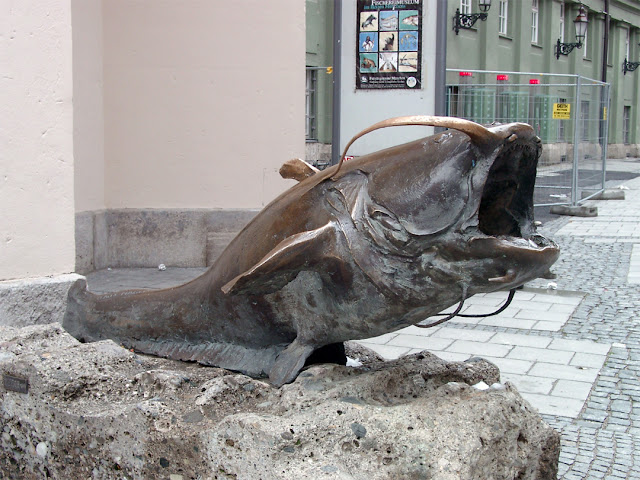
[0,274,84,328]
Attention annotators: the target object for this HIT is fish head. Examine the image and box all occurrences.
[356,117,559,292]
[459,121,559,290]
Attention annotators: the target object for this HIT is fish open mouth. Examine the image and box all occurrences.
[477,135,556,252]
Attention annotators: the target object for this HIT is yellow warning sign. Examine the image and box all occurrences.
[553,103,571,119]
[603,107,607,120]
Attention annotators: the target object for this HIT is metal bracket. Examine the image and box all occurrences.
[453,8,488,35]
[623,58,640,75]
[555,39,583,59]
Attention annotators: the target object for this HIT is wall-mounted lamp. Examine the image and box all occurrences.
[555,5,589,59]
[453,0,491,35]
[623,58,640,74]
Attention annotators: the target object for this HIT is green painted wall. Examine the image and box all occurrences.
[306,0,334,144]
[446,0,640,149]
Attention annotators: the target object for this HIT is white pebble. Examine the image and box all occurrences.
[36,442,48,458]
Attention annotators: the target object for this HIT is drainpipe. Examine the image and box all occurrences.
[435,0,447,124]
[601,0,609,84]
[600,0,610,185]
[331,0,342,166]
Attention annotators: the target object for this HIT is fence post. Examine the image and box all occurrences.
[601,84,611,189]
[571,75,582,207]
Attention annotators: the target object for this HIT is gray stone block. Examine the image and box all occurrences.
[205,208,258,233]
[74,211,95,274]
[93,210,109,270]
[104,209,208,268]
[206,231,240,265]
[0,274,84,327]
[75,208,260,271]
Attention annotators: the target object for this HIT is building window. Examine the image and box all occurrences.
[625,28,631,60]
[558,97,567,141]
[498,0,509,35]
[496,75,510,123]
[582,14,589,58]
[559,2,565,43]
[623,106,631,145]
[460,0,471,15]
[305,69,317,141]
[581,100,589,141]
[531,0,539,44]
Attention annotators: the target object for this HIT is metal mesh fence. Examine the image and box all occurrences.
[446,70,610,207]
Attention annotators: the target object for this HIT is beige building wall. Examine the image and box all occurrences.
[72,0,105,213]
[102,1,305,210]
[0,0,75,281]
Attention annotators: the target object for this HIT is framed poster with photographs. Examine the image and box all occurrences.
[356,0,422,90]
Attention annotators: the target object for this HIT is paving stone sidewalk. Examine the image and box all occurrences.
[86,157,640,479]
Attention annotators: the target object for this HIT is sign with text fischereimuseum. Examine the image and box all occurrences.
[356,0,423,90]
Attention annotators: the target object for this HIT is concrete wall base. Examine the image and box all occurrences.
[0,274,84,328]
[539,142,604,166]
[607,144,640,159]
[75,209,259,274]
[304,141,332,169]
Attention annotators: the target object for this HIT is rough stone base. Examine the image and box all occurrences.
[0,274,84,328]
[0,323,560,480]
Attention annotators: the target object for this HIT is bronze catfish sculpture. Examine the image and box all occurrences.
[64,116,559,387]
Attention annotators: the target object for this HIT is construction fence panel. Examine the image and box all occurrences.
[446,70,610,207]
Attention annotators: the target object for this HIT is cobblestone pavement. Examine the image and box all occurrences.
[537,170,640,480]
[86,158,640,479]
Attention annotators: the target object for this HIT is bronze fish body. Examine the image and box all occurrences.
[64,116,559,387]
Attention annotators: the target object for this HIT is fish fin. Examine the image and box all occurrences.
[279,158,320,182]
[221,222,342,295]
[268,339,315,387]
[131,339,282,379]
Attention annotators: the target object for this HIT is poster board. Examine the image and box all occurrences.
[356,0,423,90]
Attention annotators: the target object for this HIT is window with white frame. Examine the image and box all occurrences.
[460,0,471,15]
[531,0,539,43]
[305,69,317,141]
[499,0,509,35]
[559,2,565,43]
[623,106,631,145]
[557,97,567,141]
[625,28,631,60]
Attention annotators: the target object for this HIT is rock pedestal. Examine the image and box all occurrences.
[0,323,560,479]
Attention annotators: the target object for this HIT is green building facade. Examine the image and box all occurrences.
[306,0,335,166]
[306,0,640,161]
[447,0,640,157]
